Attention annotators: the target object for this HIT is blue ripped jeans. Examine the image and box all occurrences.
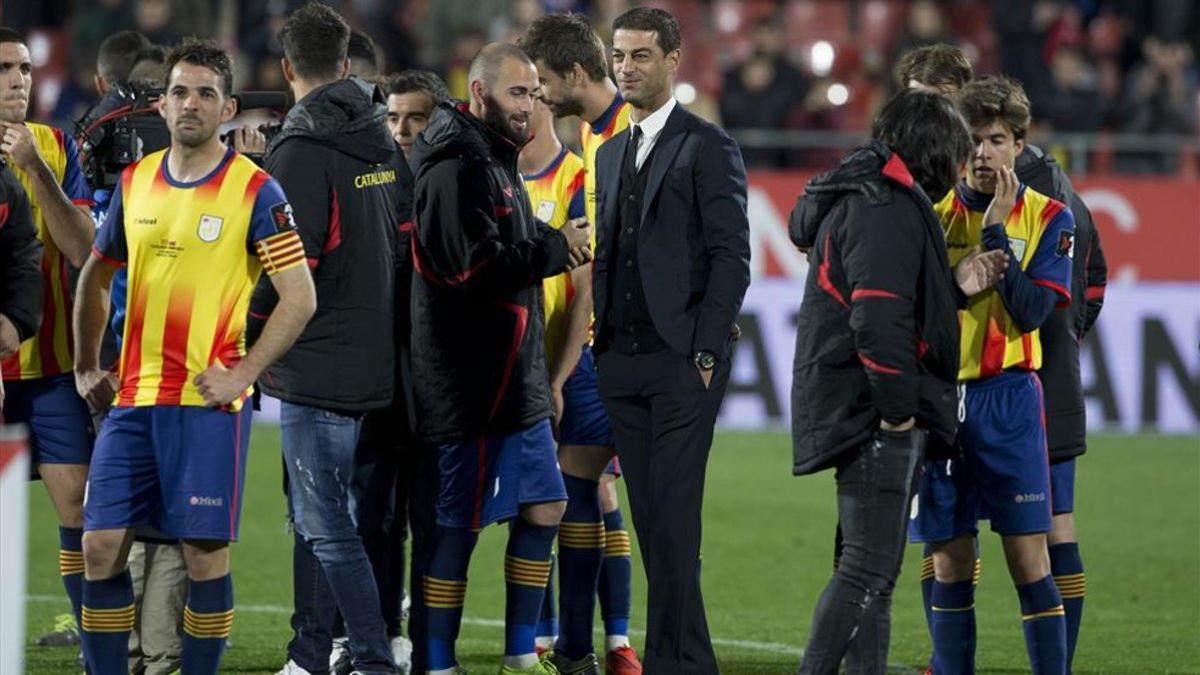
[281,402,397,674]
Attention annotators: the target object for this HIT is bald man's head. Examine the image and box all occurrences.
[467,42,539,145]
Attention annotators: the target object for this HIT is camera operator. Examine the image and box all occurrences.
[244,4,414,674]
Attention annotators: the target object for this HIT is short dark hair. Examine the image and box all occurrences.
[895,43,973,92]
[98,30,151,85]
[468,42,534,89]
[278,2,350,81]
[872,89,973,199]
[347,30,379,78]
[612,8,681,55]
[129,45,167,88]
[164,39,234,96]
[385,70,451,104]
[955,75,1031,140]
[518,13,608,82]
[0,27,26,47]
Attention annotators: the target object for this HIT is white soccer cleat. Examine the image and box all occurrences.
[391,635,414,674]
[275,660,320,675]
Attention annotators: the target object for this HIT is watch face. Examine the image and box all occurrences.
[697,352,716,369]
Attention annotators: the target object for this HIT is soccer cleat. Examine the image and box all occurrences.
[604,646,642,675]
[391,635,414,675]
[35,613,81,646]
[923,667,933,675]
[499,657,561,674]
[274,660,321,675]
[330,636,353,675]
[548,651,599,675]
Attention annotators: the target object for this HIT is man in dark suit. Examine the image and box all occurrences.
[591,8,751,673]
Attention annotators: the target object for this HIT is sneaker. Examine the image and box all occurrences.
[275,660,320,675]
[499,656,560,674]
[391,635,414,674]
[603,646,642,675]
[36,613,81,646]
[548,651,599,675]
[330,637,353,675]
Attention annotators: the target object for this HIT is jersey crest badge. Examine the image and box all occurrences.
[198,214,224,242]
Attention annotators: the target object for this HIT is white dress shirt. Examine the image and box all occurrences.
[629,97,678,171]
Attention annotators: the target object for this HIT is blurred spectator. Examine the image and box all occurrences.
[442,28,488,100]
[888,0,955,79]
[1041,44,1105,131]
[416,0,507,70]
[720,19,808,167]
[1115,37,1198,172]
[589,0,631,46]
[133,0,182,46]
[71,0,135,75]
[992,0,1063,114]
[359,2,419,75]
[490,0,546,45]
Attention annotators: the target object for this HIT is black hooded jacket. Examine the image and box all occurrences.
[1016,144,1107,460]
[0,164,43,342]
[249,77,413,412]
[407,101,571,444]
[789,142,961,475]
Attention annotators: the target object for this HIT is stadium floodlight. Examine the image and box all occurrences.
[675,82,698,105]
[826,83,849,106]
[811,40,834,77]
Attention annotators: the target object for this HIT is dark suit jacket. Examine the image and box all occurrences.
[593,104,751,359]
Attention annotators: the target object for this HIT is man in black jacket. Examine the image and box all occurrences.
[900,45,1107,672]
[246,5,409,674]
[407,43,591,675]
[0,161,42,409]
[591,9,751,672]
[788,91,1006,674]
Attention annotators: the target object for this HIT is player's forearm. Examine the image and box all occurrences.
[550,268,593,389]
[233,281,315,383]
[29,160,93,268]
[72,257,113,372]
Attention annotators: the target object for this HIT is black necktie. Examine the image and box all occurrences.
[623,125,642,176]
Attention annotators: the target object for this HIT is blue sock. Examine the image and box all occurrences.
[931,579,976,674]
[599,508,632,639]
[181,574,234,674]
[1018,574,1068,674]
[555,475,603,659]
[1050,543,1085,673]
[426,527,478,671]
[505,517,557,658]
[58,527,85,636]
[536,552,558,641]
[81,570,135,675]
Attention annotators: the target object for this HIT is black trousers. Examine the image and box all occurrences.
[596,349,731,674]
[798,430,925,675]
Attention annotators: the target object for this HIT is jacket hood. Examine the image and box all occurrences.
[408,100,523,177]
[788,141,924,250]
[269,76,395,164]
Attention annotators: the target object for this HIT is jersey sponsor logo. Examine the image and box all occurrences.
[270,202,296,233]
[353,168,397,189]
[1057,230,1075,258]
[197,214,223,242]
[536,200,556,222]
[1014,492,1046,504]
[133,217,157,226]
[189,495,225,507]
[1008,237,1028,261]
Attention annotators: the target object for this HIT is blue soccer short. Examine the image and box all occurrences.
[559,345,615,447]
[910,371,1052,541]
[436,418,566,530]
[1050,458,1076,515]
[84,405,253,541]
[2,373,94,474]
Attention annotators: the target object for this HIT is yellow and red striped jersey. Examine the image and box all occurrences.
[580,94,631,230]
[92,147,304,410]
[937,182,1074,381]
[1,122,95,381]
[523,146,585,367]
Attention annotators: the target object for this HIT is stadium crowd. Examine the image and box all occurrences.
[0,0,1152,674]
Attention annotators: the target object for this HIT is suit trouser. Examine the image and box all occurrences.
[127,540,187,675]
[596,348,730,674]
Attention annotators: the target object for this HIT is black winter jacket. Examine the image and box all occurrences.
[1016,144,1107,460]
[0,164,42,342]
[407,102,571,444]
[789,142,960,475]
[249,77,412,412]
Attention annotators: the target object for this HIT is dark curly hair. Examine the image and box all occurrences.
[164,38,233,96]
[872,89,973,199]
[518,13,608,82]
[955,75,1032,141]
[895,43,974,92]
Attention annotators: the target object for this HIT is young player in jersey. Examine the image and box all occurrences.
[909,76,1075,675]
[72,40,316,674]
[899,45,1107,674]
[519,14,641,675]
[0,26,103,652]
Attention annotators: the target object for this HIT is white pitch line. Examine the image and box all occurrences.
[26,594,803,656]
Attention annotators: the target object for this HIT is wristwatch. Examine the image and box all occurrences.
[693,350,717,371]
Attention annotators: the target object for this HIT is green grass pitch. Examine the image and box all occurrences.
[21,429,1200,674]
